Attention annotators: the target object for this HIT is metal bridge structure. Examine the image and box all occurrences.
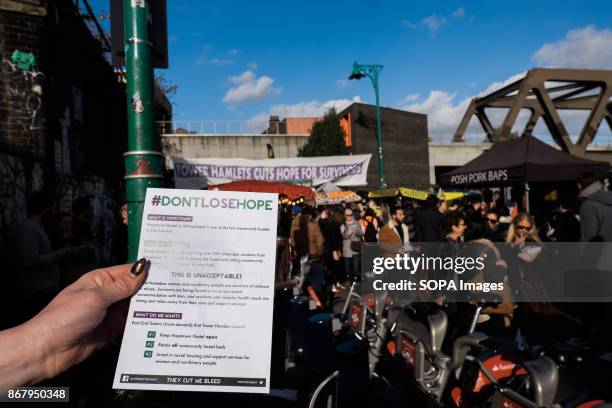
[453,68,612,157]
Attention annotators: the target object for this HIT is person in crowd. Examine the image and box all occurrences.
[505,213,584,346]
[402,200,419,242]
[324,208,345,292]
[359,208,379,243]
[442,211,467,245]
[277,200,293,239]
[438,194,448,214]
[437,211,467,352]
[290,206,326,296]
[379,202,391,226]
[548,199,580,242]
[491,191,502,208]
[379,206,409,246]
[463,193,486,240]
[483,189,493,209]
[578,172,612,242]
[447,199,460,213]
[318,205,330,232]
[577,172,612,350]
[340,208,362,281]
[0,261,147,392]
[484,208,508,242]
[50,212,74,250]
[290,206,324,259]
[506,212,540,247]
[14,192,71,319]
[464,239,516,340]
[416,194,443,242]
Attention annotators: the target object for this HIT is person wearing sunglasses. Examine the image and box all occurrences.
[506,212,540,247]
[340,208,362,281]
[484,209,508,243]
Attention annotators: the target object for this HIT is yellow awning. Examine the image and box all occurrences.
[368,188,400,198]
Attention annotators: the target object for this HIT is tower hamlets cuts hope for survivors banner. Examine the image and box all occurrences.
[172,154,372,188]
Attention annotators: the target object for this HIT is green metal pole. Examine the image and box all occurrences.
[350,63,386,187]
[370,69,386,188]
[369,65,387,188]
[123,0,163,262]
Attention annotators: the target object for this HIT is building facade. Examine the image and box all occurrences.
[339,103,430,189]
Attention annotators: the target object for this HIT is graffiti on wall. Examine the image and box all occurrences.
[2,51,45,131]
[0,154,27,250]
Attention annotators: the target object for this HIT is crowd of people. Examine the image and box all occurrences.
[277,172,612,350]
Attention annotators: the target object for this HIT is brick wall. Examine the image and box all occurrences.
[0,3,46,157]
[0,0,127,246]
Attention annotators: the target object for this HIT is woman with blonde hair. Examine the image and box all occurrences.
[506,212,540,246]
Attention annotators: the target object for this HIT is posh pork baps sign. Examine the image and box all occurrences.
[449,169,509,186]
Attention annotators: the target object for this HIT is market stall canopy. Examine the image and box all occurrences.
[440,136,610,188]
[316,190,362,206]
[207,180,315,200]
[316,181,342,193]
[367,187,464,201]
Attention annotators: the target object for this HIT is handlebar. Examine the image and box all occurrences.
[447,332,488,370]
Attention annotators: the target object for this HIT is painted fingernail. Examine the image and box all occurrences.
[130,258,147,277]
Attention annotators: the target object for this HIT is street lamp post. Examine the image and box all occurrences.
[348,61,386,188]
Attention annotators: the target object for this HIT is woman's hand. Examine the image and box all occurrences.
[0,260,147,391]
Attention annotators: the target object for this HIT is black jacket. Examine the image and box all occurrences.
[416,207,443,242]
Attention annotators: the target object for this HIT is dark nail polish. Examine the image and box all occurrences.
[130,258,147,276]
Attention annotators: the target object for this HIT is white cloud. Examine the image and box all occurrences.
[223,70,281,105]
[533,26,612,68]
[270,96,362,117]
[451,7,465,19]
[399,72,528,135]
[249,96,362,126]
[403,8,473,33]
[209,58,233,65]
[402,14,447,33]
[422,15,447,32]
[400,90,470,134]
[227,48,241,56]
[194,56,233,66]
[398,93,419,105]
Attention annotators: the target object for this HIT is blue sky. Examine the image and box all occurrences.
[94,1,612,135]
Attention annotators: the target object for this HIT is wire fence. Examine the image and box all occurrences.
[429,132,612,148]
[156,121,311,136]
[157,121,612,149]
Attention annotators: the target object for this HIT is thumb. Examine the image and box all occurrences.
[92,258,148,307]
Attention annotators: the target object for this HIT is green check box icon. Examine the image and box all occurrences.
[146,341,154,348]
[144,350,153,358]
[147,331,156,338]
